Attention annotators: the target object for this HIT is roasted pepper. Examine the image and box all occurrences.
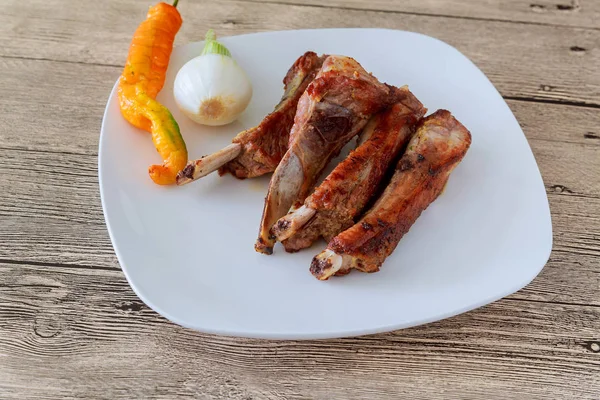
[118,0,187,185]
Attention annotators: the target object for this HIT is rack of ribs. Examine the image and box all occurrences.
[310,110,472,280]
[176,51,326,185]
[271,93,427,252]
[254,55,412,254]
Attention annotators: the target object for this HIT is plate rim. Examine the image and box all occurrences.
[99,27,553,340]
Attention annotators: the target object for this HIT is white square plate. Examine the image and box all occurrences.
[99,29,552,339]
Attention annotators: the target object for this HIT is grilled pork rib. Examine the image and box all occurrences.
[272,95,427,252]
[310,110,472,280]
[176,51,325,185]
[255,55,410,254]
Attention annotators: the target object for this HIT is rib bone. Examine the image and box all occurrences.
[272,204,317,242]
[176,143,241,184]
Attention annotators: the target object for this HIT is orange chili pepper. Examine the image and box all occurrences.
[118,1,187,185]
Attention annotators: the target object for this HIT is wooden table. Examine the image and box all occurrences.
[1,0,599,398]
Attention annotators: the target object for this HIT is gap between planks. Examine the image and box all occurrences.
[237,0,600,31]
[0,54,123,69]
[0,257,598,311]
[1,0,599,106]
[2,53,599,111]
[0,258,119,273]
[504,95,600,110]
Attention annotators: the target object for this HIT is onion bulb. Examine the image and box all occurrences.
[174,30,252,126]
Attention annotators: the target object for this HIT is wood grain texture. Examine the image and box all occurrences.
[1,0,599,106]
[1,57,600,155]
[1,0,599,398]
[1,141,599,300]
[0,261,599,399]
[240,0,600,29]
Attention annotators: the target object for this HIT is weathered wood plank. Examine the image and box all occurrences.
[0,261,598,399]
[0,152,119,269]
[508,100,600,145]
[0,57,115,155]
[4,112,599,205]
[535,140,600,197]
[0,145,598,308]
[1,0,599,106]
[240,0,600,29]
[1,57,599,155]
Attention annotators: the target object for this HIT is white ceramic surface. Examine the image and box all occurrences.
[99,28,552,339]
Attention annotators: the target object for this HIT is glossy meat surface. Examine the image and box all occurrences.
[255,55,409,254]
[275,93,426,252]
[310,110,472,279]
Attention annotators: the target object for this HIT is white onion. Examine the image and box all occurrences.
[174,30,252,126]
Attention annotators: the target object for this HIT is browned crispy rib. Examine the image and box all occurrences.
[273,94,427,252]
[176,51,325,185]
[255,55,411,254]
[310,110,472,280]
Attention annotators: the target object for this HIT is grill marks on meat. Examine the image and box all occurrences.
[254,55,409,254]
[176,51,325,185]
[311,110,472,280]
[272,94,427,252]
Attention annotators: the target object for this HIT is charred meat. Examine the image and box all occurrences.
[255,55,411,254]
[273,94,426,252]
[311,110,472,280]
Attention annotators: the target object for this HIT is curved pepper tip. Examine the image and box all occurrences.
[149,164,178,185]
